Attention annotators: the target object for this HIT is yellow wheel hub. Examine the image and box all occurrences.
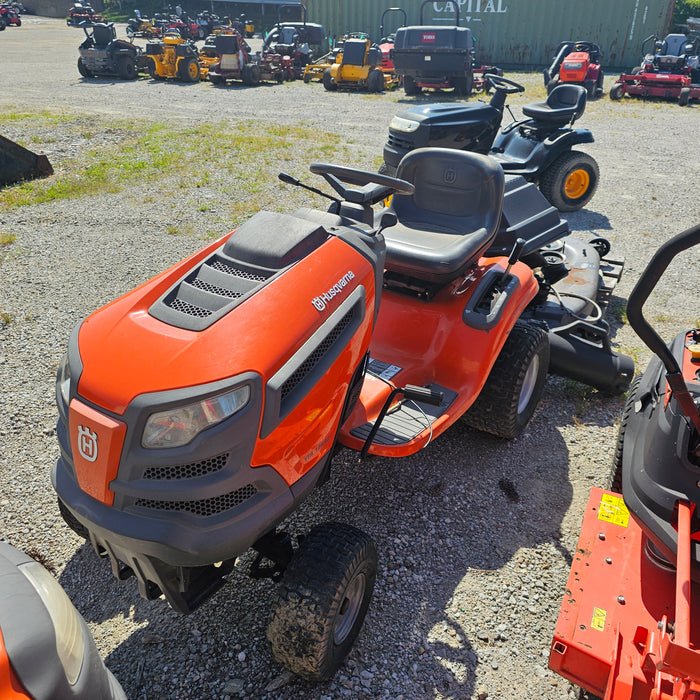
[564,169,590,200]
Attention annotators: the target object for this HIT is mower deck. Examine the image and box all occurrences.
[549,488,700,699]
[612,72,700,103]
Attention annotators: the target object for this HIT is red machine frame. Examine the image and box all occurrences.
[549,487,700,699]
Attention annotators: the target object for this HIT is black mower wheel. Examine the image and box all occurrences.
[462,321,549,439]
[403,75,420,96]
[77,57,93,78]
[242,63,260,86]
[117,55,136,80]
[303,71,312,83]
[367,68,384,93]
[322,67,337,91]
[208,73,224,85]
[147,57,163,80]
[595,70,605,95]
[609,83,624,100]
[452,74,473,97]
[178,56,200,82]
[58,498,89,540]
[0,19,5,30]
[15,17,21,26]
[679,87,690,106]
[539,150,599,212]
[378,161,397,178]
[608,375,642,493]
[267,522,377,681]
[584,79,596,99]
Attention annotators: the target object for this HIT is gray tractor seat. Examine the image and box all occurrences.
[522,84,587,125]
[383,148,505,285]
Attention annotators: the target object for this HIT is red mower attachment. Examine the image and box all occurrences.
[610,72,700,106]
[549,488,700,700]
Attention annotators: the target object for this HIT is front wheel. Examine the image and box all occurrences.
[267,523,377,681]
[462,321,549,439]
[77,57,92,78]
[609,83,624,100]
[147,57,163,80]
[608,375,641,492]
[539,151,599,212]
[679,87,690,106]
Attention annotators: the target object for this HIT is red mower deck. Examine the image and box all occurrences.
[549,487,700,699]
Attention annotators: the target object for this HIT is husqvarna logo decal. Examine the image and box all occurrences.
[77,425,98,462]
[443,168,457,184]
[312,271,355,311]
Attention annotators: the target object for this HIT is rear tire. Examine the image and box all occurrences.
[403,74,420,96]
[584,79,596,98]
[322,67,336,91]
[367,68,384,93]
[539,150,599,211]
[77,57,92,78]
[242,63,260,86]
[147,57,163,80]
[452,74,472,96]
[462,321,549,439]
[267,523,377,681]
[178,56,200,82]
[608,375,641,492]
[117,55,136,80]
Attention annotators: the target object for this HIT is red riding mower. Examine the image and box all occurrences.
[0,3,20,26]
[610,33,700,106]
[544,40,605,98]
[66,1,102,27]
[377,7,407,77]
[52,149,632,681]
[549,223,700,700]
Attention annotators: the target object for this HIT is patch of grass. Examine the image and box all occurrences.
[1,312,14,325]
[0,233,16,246]
[0,118,344,212]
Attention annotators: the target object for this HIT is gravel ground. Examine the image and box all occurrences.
[1,16,699,700]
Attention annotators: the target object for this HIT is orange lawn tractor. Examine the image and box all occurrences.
[544,40,605,98]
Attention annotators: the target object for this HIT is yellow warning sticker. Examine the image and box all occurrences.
[597,493,630,528]
[591,607,607,631]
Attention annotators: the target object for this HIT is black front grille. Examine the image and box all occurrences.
[143,452,230,480]
[387,131,415,151]
[134,484,258,517]
[280,309,354,401]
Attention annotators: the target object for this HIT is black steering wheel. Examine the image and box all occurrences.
[485,74,525,94]
[309,163,415,196]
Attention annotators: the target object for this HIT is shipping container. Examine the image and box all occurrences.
[301,0,676,69]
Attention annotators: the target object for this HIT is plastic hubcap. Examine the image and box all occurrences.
[564,169,590,199]
[517,356,539,415]
[333,573,366,645]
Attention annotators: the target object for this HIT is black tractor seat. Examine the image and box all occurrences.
[521,84,587,126]
[382,148,505,285]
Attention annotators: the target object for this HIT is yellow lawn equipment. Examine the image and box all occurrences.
[322,36,397,92]
[145,30,207,82]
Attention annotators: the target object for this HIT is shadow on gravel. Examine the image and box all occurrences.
[55,383,599,699]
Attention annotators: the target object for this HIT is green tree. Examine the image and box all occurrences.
[673,0,700,27]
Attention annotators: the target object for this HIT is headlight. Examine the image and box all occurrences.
[389,116,420,133]
[18,560,85,685]
[57,353,71,406]
[563,61,584,70]
[142,385,251,449]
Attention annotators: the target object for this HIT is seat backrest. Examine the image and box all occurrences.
[393,149,503,238]
[662,34,688,56]
[342,39,368,66]
[547,83,586,114]
[92,23,113,45]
